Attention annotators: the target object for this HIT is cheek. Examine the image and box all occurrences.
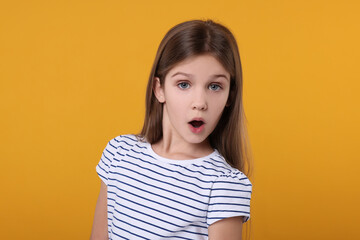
[209,96,228,119]
[164,88,191,108]
[164,87,182,101]
[165,95,187,117]
[211,94,228,109]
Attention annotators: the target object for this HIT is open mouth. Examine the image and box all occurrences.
[189,120,204,128]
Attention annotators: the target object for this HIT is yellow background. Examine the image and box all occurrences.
[1,0,359,239]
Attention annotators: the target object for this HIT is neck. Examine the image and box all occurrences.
[152,137,213,160]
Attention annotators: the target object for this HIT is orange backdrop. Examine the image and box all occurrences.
[1,0,359,239]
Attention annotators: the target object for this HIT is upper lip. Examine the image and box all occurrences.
[189,118,206,123]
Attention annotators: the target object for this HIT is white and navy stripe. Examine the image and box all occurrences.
[96,134,252,239]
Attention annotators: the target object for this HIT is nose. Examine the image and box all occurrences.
[191,90,208,111]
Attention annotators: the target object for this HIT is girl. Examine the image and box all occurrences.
[91,19,253,240]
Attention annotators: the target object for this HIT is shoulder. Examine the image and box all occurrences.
[107,134,142,147]
[104,134,147,153]
[208,151,252,185]
[215,169,252,190]
[207,152,252,189]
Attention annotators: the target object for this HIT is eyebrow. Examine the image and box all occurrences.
[171,72,229,81]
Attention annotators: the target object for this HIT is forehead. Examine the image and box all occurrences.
[166,54,230,79]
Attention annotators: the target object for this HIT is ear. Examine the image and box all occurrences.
[153,77,165,103]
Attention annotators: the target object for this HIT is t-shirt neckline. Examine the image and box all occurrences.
[144,142,218,165]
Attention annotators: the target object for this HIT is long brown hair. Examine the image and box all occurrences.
[139,19,253,179]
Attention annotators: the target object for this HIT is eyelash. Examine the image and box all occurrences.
[177,82,222,91]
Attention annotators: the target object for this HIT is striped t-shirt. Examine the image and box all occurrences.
[96,134,252,240]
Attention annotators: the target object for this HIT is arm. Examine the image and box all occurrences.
[208,216,244,240]
[90,180,108,240]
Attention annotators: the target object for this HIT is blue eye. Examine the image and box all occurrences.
[178,82,190,89]
[209,84,221,91]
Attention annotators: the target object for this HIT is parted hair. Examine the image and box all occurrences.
[139,19,253,179]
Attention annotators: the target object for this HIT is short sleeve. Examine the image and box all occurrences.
[207,171,252,226]
[95,138,118,185]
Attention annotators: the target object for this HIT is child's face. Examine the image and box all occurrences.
[154,54,231,145]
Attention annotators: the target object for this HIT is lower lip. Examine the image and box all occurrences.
[189,123,205,133]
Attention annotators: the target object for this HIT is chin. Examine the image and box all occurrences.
[185,134,209,145]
